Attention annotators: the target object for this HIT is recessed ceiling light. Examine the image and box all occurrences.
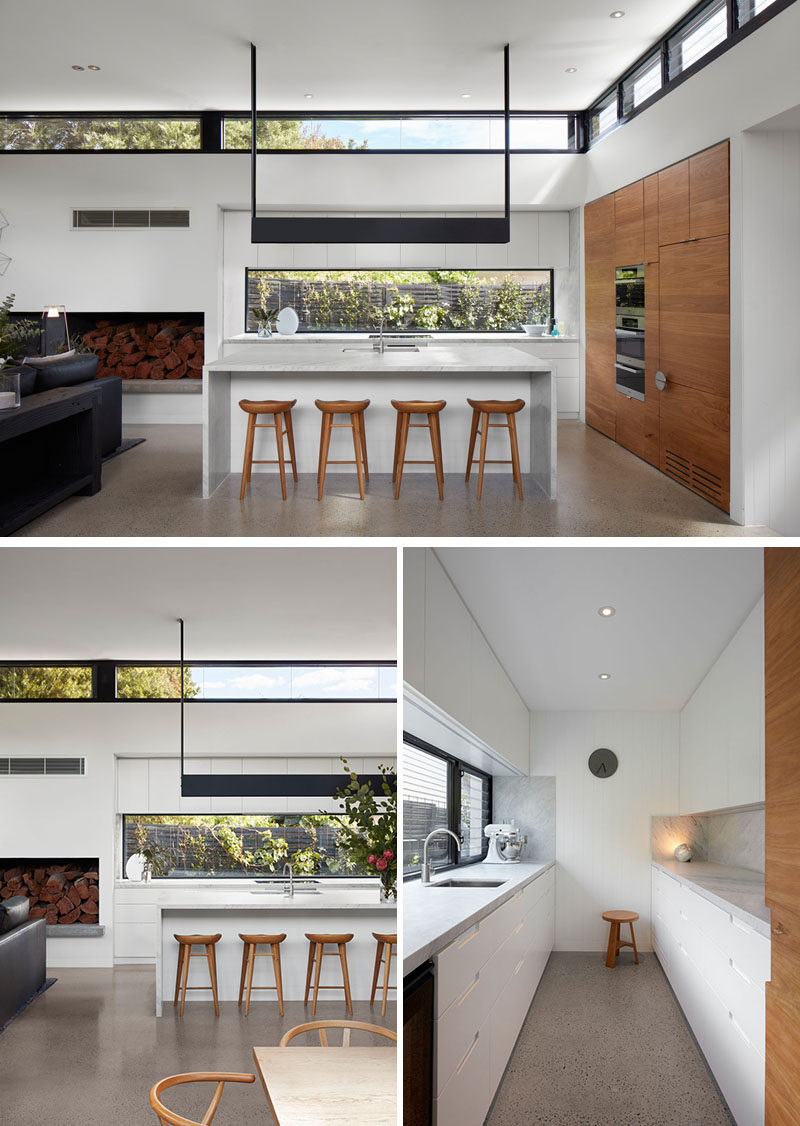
[71,65,84,71]
[598,673,612,680]
[88,65,101,71]
[598,606,616,617]
[609,9,625,17]
[565,67,578,74]
[460,93,472,99]
[304,93,314,99]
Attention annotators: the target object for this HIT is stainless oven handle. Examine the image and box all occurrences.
[615,362,643,373]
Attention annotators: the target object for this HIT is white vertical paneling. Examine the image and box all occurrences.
[256,243,294,269]
[223,209,252,340]
[292,244,328,268]
[116,758,149,813]
[178,758,211,814]
[326,242,357,269]
[403,547,426,692]
[533,711,680,951]
[424,552,473,729]
[507,212,539,267]
[679,598,765,813]
[538,212,570,268]
[147,758,181,812]
[469,624,529,774]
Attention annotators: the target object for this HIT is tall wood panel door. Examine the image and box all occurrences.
[658,158,689,246]
[689,141,729,239]
[584,194,616,440]
[615,180,644,265]
[764,548,800,1125]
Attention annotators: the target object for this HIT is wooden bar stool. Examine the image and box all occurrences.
[391,399,446,499]
[173,933,222,1016]
[602,910,639,968]
[465,397,525,499]
[315,399,369,500]
[237,932,286,1016]
[238,398,297,500]
[304,932,354,1016]
[369,932,396,1017]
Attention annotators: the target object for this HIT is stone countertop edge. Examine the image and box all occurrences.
[154,897,396,911]
[403,860,555,978]
[224,333,579,344]
[652,860,770,938]
[205,344,554,373]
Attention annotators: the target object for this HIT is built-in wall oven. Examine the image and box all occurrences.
[615,265,645,402]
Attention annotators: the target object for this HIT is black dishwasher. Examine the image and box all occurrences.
[403,961,434,1126]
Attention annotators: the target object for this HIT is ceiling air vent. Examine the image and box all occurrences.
[72,209,190,229]
[0,757,86,776]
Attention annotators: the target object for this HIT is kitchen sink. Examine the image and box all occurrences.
[432,879,508,888]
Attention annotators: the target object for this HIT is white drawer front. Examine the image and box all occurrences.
[729,915,770,989]
[489,953,531,1093]
[435,967,494,1096]
[436,917,495,1017]
[491,888,527,946]
[435,1026,491,1126]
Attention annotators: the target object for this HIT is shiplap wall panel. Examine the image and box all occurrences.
[533,711,679,951]
[679,598,764,813]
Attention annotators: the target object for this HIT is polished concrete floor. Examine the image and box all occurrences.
[0,965,396,1126]
[486,952,734,1126]
[15,422,773,537]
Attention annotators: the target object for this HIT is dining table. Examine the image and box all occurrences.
[252,1045,397,1125]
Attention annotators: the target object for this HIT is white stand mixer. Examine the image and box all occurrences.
[483,821,527,864]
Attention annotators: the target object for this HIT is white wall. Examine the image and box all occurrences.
[679,597,765,814]
[532,711,679,952]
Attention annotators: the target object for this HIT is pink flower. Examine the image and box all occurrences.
[376,857,388,871]
[367,854,376,865]
[383,849,394,861]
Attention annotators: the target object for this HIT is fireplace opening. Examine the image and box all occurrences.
[0,858,99,924]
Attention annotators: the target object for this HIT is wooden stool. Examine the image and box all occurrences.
[315,399,369,500]
[238,399,297,500]
[602,910,639,967]
[237,933,286,1016]
[391,399,446,500]
[304,932,354,1016]
[465,397,525,499]
[173,933,222,1016]
[369,932,397,1017]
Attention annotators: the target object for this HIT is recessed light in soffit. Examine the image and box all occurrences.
[598,606,616,617]
[598,673,612,680]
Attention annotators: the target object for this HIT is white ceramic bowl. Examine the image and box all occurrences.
[521,324,547,336]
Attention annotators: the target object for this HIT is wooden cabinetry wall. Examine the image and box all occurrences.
[584,140,730,512]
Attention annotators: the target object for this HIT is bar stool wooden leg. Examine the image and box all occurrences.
[284,409,298,482]
[350,411,365,500]
[312,941,324,1016]
[391,412,402,483]
[237,941,249,1008]
[240,414,256,500]
[381,942,393,1017]
[271,942,285,1017]
[508,411,523,499]
[477,411,490,500]
[428,412,444,500]
[338,942,353,1016]
[369,940,383,1005]
[317,414,333,500]
[304,941,315,1005]
[207,943,220,1017]
[174,943,186,1006]
[630,922,639,964]
[358,411,369,483]
[394,413,410,499]
[605,922,620,968]
[244,941,257,1016]
[179,943,191,1016]
[273,413,287,501]
[465,407,479,482]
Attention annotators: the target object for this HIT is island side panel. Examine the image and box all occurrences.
[530,369,557,498]
[203,367,232,498]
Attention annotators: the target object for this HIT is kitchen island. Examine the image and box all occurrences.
[154,883,396,1015]
[202,343,555,499]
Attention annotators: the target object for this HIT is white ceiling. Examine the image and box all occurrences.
[0,545,396,660]
[1,0,693,113]
[435,546,764,712]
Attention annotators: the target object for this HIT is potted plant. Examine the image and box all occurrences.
[333,758,397,901]
[250,304,278,337]
[0,293,39,410]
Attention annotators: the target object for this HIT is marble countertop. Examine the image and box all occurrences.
[403,860,555,977]
[206,343,552,373]
[224,332,579,345]
[153,884,395,912]
[652,860,770,938]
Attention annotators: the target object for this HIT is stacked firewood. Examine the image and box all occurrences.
[80,319,204,380]
[0,864,99,925]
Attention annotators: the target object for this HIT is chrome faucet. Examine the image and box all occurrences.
[282,861,294,897]
[422,828,461,885]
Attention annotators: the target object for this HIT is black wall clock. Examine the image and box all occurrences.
[588,748,618,778]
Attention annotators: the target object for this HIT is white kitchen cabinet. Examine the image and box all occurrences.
[651,865,768,1126]
[538,212,571,268]
[425,552,474,730]
[433,869,555,1125]
[507,212,540,267]
[511,339,580,417]
[469,625,530,774]
[116,758,149,813]
[403,548,426,692]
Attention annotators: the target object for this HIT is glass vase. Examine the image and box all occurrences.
[257,324,272,338]
[0,368,21,411]
[380,882,396,904]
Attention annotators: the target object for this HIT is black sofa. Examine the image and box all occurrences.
[0,896,46,1028]
[18,353,122,457]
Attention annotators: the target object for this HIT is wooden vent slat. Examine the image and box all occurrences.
[665,449,722,502]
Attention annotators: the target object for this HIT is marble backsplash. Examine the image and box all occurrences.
[553,208,580,335]
[652,805,764,873]
[493,775,556,862]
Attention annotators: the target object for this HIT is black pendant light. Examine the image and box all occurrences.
[249,43,511,245]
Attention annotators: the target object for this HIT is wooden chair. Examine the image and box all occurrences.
[237,399,298,500]
[369,932,396,1017]
[314,399,370,500]
[173,933,222,1017]
[390,399,446,499]
[303,932,354,1016]
[237,932,286,1016]
[602,910,640,968]
[149,1072,255,1126]
[280,1019,398,1047]
[465,397,526,499]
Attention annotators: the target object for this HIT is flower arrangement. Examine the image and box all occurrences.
[333,758,397,900]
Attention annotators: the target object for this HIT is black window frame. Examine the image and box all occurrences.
[0,660,397,703]
[402,731,492,880]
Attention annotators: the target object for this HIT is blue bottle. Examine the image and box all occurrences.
[550,321,559,336]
